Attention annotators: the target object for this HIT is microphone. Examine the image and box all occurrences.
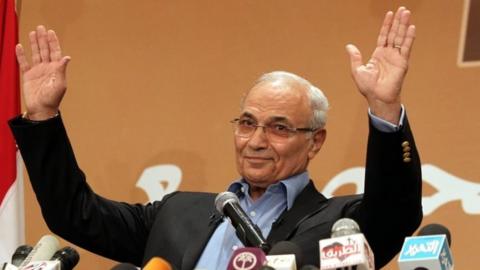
[319,218,374,270]
[1,263,18,270]
[266,241,303,270]
[299,266,319,270]
[215,192,270,252]
[18,235,60,268]
[226,247,268,270]
[143,257,172,270]
[11,245,33,266]
[418,224,451,246]
[50,247,80,270]
[397,223,454,270]
[330,218,360,238]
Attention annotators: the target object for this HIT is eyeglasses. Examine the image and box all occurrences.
[230,118,317,141]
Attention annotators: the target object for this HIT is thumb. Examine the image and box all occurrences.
[345,44,362,72]
[58,56,71,73]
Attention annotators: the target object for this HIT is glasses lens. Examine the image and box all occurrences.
[266,123,291,139]
[234,119,255,137]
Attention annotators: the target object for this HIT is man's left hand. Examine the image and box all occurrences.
[346,6,415,124]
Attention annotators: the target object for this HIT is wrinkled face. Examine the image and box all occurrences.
[234,82,326,188]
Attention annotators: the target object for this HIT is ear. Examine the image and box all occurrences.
[308,129,327,160]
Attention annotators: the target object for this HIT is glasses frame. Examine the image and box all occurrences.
[230,118,317,140]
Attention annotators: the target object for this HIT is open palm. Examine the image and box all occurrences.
[347,7,415,123]
[16,25,70,120]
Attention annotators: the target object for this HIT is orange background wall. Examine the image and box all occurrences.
[17,0,480,269]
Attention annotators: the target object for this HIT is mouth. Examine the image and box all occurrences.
[244,156,272,164]
[244,156,271,160]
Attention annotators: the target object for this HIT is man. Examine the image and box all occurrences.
[9,6,421,269]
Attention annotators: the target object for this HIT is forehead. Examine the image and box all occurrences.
[241,82,312,124]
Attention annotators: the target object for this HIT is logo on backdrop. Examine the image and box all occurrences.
[135,164,181,202]
[135,163,480,216]
[458,0,480,66]
[322,164,480,215]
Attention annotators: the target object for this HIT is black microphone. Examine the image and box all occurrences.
[11,245,33,266]
[418,223,452,246]
[51,246,80,270]
[268,241,303,269]
[215,191,270,252]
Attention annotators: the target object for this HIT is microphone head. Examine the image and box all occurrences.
[418,223,452,247]
[331,218,360,237]
[143,257,172,270]
[215,191,239,214]
[11,245,33,266]
[110,263,138,270]
[269,241,303,267]
[51,246,80,270]
[26,235,60,264]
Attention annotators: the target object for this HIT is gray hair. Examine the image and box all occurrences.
[249,71,329,129]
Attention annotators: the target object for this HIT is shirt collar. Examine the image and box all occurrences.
[227,171,310,210]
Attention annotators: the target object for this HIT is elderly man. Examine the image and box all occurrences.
[9,6,421,270]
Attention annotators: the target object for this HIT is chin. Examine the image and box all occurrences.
[247,182,272,191]
[243,173,276,188]
[237,163,277,186]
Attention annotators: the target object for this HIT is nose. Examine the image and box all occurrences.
[246,126,269,150]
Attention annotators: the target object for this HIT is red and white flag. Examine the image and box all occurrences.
[0,0,24,263]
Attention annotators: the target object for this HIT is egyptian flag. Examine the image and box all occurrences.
[0,0,24,263]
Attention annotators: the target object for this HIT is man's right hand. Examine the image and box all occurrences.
[16,25,70,121]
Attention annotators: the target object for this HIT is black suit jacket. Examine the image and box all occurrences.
[9,115,422,269]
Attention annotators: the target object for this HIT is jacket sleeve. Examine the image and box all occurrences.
[346,114,423,268]
[9,115,163,266]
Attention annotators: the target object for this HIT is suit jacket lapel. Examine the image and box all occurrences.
[181,208,223,270]
[267,181,328,244]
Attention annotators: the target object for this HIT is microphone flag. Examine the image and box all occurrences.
[398,234,453,270]
[319,233,374,270]
[227,247,267,270]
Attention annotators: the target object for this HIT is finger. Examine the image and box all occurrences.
[29,31,41,65]
[48,30,62,61]
[394,10,411,48]
[387,7,405,47]
[15,44,31,73]
[346,44,363,72]
[401,25,416,58]
[36,25,50,62]
[376,11,394,47]
[58,56,71,73]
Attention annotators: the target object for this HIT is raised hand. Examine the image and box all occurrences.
[16,25,70,121]
[346,7,416,124]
